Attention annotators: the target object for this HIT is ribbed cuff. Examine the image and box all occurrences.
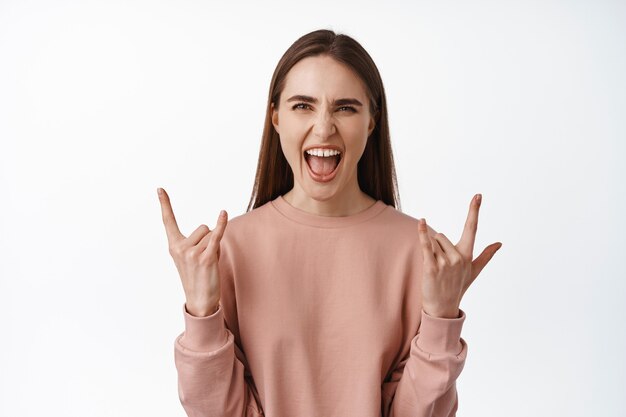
[179,302,229,352]
[416,308,466,355]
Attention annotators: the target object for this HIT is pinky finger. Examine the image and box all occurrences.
[418,218,436,269]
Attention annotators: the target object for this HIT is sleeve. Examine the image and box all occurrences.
[381,308,468,417]
[173,235,264,417]
[174,304,264,417]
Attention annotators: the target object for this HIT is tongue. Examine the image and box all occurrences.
[307,155,338,176]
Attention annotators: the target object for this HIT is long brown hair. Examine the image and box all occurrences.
[246,29,401,212]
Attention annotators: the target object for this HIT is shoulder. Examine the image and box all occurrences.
[379,204,438,235]
[216,200,275,269]
[220,199,275,243]
[334,203,439,263]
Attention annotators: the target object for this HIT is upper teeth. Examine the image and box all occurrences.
[305,148,341,157]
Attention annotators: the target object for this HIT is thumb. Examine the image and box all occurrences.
[470,242,502,281]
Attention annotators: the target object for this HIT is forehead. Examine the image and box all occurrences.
[282,55,368,101]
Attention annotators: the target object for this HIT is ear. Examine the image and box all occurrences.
[271,102,279,134]
[367,112,376,137]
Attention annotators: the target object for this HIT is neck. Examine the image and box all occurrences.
[282,185,376,217]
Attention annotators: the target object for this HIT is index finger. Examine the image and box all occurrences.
[157,187,184,244]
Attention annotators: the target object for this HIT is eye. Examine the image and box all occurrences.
[291,103,357,113]
[292,103,311,111]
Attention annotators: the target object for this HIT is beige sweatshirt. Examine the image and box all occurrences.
[174,194,468,417]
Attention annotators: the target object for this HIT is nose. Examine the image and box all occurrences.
[311,110,336,139]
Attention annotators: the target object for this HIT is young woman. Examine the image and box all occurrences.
[158,29,502,417]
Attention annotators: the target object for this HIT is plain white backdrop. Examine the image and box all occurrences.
[1,0,624,416]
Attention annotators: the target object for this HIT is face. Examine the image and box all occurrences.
[271,55,376,203]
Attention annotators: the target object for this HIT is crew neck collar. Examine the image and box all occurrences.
[270,195,388,228]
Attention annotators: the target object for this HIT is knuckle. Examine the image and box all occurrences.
[198,252,212,266]
[210,233,221,244]
[169,243,182,258]
[424,265,437,276]
[184,247,200,262]
[202,247,218,264]
[205,240,218,255]
[205,252,218,264]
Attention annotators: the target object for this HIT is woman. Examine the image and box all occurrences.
[159,29,502,417]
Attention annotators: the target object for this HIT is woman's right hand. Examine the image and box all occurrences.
[157,187,229,317]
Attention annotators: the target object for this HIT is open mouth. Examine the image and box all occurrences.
[303,151,342,182]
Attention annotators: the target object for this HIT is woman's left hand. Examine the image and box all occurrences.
[417,194,502,319]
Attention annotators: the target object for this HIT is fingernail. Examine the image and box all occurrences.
[157,187,162,196]
[220,210,226,218]
[476,194,482,204]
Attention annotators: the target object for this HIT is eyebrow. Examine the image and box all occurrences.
[286,95,363,107]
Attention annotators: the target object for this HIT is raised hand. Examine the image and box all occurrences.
[417,194,502,319]
[157,187,229,317]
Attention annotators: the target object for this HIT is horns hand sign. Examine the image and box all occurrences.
[417,194,502,319]
[158,187,229,317]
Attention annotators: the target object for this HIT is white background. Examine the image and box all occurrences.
[1,0,624,416]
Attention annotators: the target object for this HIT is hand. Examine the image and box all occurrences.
[417,194,502,319]
[157,187,229,317]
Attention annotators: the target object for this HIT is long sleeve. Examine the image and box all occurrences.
[174,303,264,417]
[173,228,264,417]
[381,308,468,417]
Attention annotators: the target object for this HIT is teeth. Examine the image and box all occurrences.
[305,148,341,157]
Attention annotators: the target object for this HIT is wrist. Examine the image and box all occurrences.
[423,306,460,319]
[186,299,219,317]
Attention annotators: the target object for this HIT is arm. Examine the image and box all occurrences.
[381,308,468,417]
[174,303,264,417]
